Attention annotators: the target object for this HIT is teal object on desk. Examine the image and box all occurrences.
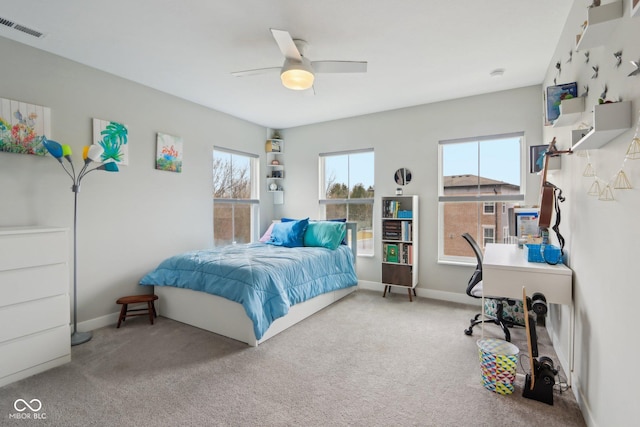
[524,244,563,264]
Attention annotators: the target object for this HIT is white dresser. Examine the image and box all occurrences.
[0,226,71,387]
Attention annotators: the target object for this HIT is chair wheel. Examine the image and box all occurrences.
[464,328,473,336]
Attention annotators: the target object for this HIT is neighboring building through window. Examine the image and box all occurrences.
[213,147,259,246]
[438,133,524,262]
[319,149,374,256]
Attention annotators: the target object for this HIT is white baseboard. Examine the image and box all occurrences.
[358,280,480,306]
[76,311,120,333]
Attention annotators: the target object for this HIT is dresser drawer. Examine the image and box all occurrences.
[0,229,68,271]
[0,263,69,308]
[0,325,70,380]
[0,294,70,343]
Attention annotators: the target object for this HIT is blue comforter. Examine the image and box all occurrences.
[139,243,357,340]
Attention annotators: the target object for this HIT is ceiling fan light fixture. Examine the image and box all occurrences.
[281,58,314,90]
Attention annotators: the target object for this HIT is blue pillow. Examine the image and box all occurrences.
[303,221,347,250]
[282,217,347,245]
[268,218,309,247]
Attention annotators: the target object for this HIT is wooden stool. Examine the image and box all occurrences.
[116,294,158,328]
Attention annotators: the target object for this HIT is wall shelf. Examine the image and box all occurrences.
[552,97,585,127]
[575,1,623,51]
[571,101,631,150]
[265,138,284,205]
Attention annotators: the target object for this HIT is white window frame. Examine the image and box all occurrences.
[483,226,495,247]
[213,146,260,245]
[318,148,375,256]
[437,132,525,263]
[483,202,495,215]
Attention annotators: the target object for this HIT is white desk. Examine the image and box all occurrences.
[483,244,572,304]
[482,243,573,381]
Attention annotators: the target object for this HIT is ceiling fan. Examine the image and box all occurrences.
[231,29,367,91]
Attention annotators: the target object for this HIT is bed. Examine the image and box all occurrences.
[139,221,358,346]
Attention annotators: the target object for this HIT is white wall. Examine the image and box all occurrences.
[281,86,543,299]
[541,1,640,426]
[0,37,270,326]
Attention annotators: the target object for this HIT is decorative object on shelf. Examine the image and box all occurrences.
[546,82,578,123]
[613,50,622,67]
[41,137,119,346]
[628,60,640,77]
[271,159,280,165]
[591,65,599,79]
[394,168,412,186]
[155,132,183,173]
[265,139,281,152]
[269,183,278,191]
[0,97,51,156]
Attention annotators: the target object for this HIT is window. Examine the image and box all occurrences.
[483,202,495,215]
[438,132,524,262]
[319,149,374,256]
[213,147,259,246]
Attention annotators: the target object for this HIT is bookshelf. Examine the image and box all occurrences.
[265,138,284,205]
[381,195,419,301]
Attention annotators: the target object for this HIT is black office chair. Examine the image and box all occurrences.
[461,233,524,342]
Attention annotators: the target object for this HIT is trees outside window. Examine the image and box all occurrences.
[320,149,374,256]
[213,148,258,246]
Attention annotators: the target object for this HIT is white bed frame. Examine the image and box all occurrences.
[154,223,358,346]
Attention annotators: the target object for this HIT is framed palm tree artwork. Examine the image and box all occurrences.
[93,118,129,165]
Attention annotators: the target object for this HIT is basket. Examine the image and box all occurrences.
[524,244,563,264]
[477,338,519,395]
[397,210,412,218]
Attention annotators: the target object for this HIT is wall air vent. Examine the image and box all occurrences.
[0,16,45,38]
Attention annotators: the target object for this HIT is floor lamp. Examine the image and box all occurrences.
[42,137,119,346]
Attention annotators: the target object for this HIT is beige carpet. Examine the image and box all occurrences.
[0,290,585,426]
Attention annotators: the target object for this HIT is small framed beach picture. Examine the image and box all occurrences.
[156,132,183,173]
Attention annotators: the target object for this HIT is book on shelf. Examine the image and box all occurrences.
[385,244,399,263]
[383,200,401,218]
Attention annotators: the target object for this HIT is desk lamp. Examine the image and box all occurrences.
[42,137,118,346]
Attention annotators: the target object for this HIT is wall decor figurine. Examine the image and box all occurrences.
[156,132,183,173]
[613,50,622,68]
[581,85,589,97]
[591,65,599,79]
[584,51,590,63]
[555,61,561,75]
[0,97,51,156]
[600,84,608,101]
[93,118,129,165]
[567,50,573,63]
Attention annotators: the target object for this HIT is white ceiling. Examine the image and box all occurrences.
[0,0,573,129]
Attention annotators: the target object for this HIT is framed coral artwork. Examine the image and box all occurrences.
[93,118,129,165]
[156,132,183,173]
[0,97,51,156]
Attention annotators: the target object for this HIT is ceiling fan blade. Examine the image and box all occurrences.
[270,28,302,61]
[311,61,367,74]
[231,67,281,77]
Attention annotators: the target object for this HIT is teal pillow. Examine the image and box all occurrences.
[268,218,309,247]
[303,221,347,250]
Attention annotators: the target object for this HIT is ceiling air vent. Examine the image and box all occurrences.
[0,16,45,38]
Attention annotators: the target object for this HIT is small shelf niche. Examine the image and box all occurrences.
[552,97,585,127]
[575,1,623,51]
[571,101,631,150]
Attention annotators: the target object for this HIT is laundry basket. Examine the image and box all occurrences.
[477,338,519,395]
